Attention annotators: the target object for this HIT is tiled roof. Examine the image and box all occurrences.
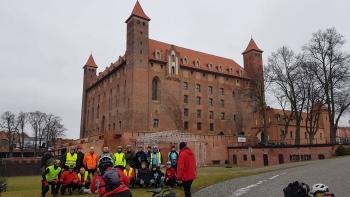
[125,1,151,23]
[149,39,246,77]
[242,38,263,54]
[85,54,98,68]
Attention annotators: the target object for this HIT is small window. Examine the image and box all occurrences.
[220,112,225,120]
[232,90,235,97]
[196,110,202,118]
[219,65,223,72]
[243,155,247,161]
[208,63,213,70]
[210,123,214,131]
[184,95,189,104]
[236,79,240,85]
[196,96,201,105]
[209,98,213,107]
[171,54,176,62]
[153,119,159,128]
[183,57,188,65]
[197,122,202,130]
[184,121,189,130]
[209,111,214,119]
[233,114,236,121]
[195,60,200,68]
[220,88,224,95]
[155,51,161,59]
[251,154,256,161]
[208,86,213,95]
[220,99,224,107]
[184,108,189,117]
[290,131,293,139]
[183,82,188,90]
[171,66,175,74]
[196,84,201,92]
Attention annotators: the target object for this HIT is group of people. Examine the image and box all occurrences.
[41,142,196,197]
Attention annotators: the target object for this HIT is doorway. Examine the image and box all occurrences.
[232,155,237,165]
[263,154,269,166]
[278,154,284,164]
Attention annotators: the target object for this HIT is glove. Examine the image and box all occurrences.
[42,180,49,187]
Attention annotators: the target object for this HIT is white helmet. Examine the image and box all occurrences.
[310,183,329,194]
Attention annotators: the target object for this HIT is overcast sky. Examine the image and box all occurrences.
[1,0,349,139]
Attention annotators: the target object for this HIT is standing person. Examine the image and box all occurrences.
[83,147,98,176]
[114,146,126,170]
[168,145,179,169]
[76,145,85,172]
[62,147,78,170]
[145,146,152,167]
[41,148,54,173]
[125,145,135,168]
[150,146,162,168]
[134,145,147,170]
[41,160,62,197]
[100,146,115,160]
[177,142,196,197]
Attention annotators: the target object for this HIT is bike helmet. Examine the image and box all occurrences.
[98,155,114,173]
[310,183,329,194]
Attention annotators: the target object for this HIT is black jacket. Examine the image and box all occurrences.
[76,151,84,170]
[134,151,147,169]
[125,151,135,168]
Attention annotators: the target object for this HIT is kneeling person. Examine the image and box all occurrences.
[165,162,177,187]
[41,160,62,197]
[150,166,164,188]
[135,162,151,187]
[78,167,91,193]
[60,165,79,195]
[123,164,135,187]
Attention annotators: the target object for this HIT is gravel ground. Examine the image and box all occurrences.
[194,156,350,197]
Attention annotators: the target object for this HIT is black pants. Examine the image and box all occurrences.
[42,181,61,196]
[183,180,193,197]
[60,182,79,195]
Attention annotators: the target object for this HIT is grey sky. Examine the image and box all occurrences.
[1,0,349,139]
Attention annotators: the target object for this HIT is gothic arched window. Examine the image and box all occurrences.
[152,77,160,100]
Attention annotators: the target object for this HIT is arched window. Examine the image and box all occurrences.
[171,54,176,62]
[152,77,160,100]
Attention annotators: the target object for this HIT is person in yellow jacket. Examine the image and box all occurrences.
[150,146,163,168]
[63,147,78,170]
[41,160,62,197]
[77,167,90,192]
[123,163,135,187]
[114,145,126,170]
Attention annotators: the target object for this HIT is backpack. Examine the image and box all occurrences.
[283,181,310,197]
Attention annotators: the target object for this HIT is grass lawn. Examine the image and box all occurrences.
[0,162,309,197]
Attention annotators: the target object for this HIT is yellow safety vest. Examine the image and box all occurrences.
[123,168,134,177]
[114,152,126,167]
[78,171,89,182]
[46,165,61,182]
[150,152,162,166]
[66,152,77,168]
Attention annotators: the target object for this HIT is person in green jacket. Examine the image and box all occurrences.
[41,160,62,197]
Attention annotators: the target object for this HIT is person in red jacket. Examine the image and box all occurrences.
[177,142,196,197]
[59,166,79,195]
[165,161,177,187]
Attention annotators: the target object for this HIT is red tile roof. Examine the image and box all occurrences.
[149,39,245,77]
[85,54,98,68]
[125,1,151,23]
[242,38,263,54]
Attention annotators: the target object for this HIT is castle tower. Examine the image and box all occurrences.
[242,38,264,81]
[80,54,98,138]
[125,1,151,131]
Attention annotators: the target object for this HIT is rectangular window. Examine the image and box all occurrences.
[184,108,189,117]
[209,98,213,106]
[290,131,293,139]
[220,99,224,107]
[209,111,214,119]
[183,82,188,90]
[196,110,202,118]
[243,155,247,161]
[184,121,189,130]
[208,86,213,95]
[210,123,214,131]
[153,119,159,128]
[197,122,202,130]
[251,154,256,161]
[220,88,224,95]
[184,95,189,103]
[196,84,201,92]
[236,79,240,85]
[220,112,225,120]
[196,96,201,105]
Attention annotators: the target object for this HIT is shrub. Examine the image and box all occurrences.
[335,146,350,156]
[0,176,7,192]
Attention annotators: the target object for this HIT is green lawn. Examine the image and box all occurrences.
[1,163,309,197]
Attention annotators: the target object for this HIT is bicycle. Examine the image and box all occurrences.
[147,188,176,197]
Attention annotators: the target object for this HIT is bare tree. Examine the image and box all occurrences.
[16,112,27,157]
[43,114,66,148]
[304,28,350,143]
[0,111,19,157]
[28,111,47,156]
[267,46,307,145]
[276,95,294,143]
